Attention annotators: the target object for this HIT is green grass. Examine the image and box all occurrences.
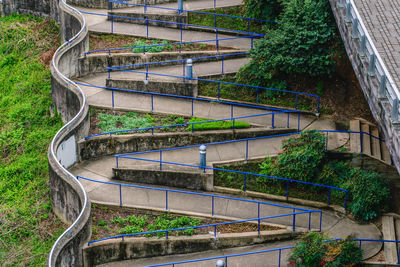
[0,15,65,265]
[95,111,251,134]
[187,117,250,131]
[188,6,267,33]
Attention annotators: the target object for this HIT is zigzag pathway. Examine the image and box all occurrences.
[70,2,382,264]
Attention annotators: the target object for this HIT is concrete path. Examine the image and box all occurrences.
[111,0,243,15]
[77,7,255,50]
[68,1,382,265]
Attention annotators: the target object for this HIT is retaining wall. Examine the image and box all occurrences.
[82,230,296,267]
[47,2,92,266]
[78,128,295,161]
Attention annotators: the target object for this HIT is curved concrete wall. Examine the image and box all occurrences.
[47,1,93,266]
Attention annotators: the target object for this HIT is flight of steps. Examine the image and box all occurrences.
[350,119,391,164]
[382,214,400,264]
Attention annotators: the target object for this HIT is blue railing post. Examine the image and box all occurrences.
[319,212,322,232]
[116,157,119,168]
[160,151,162,170]
[360,133,363,153]
[245,140,249,160]
[212,196,215,216]
[146,20,149,38]
[308,212,311,230]
[216,29,219,52]
[272,113,275,129]
[144,0,148,13]
[257,203,261,235]
[292,210,296,232]
[214,225,217,238]
[287,112,290,128]
[111,89,115,108]
[221,56,224,74]
[165,190,168,210]
[278,249,281,267]
[191,98,194,116]
[119,184,122,206]
[297,112,300,131]
[295,93,298,109]
[317,97,320,113]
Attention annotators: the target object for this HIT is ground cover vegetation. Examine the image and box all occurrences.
[91,204,280,241]
[0,15,65,265]
[288,232,362,266]
[89,109,251,135]
[89,33,225,53]
[215,131,391,222]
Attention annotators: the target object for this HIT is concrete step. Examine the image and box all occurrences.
[371,127,382,160]
[360,122,371,155]
[350,120,361,153]
[381,141,392,165]
[382,215,398,264]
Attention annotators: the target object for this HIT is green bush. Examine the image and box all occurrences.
[186,118,250,131]
[132,39,169,53]
[244,0,282,21]
[259,131,326,184]
[288,232,362,267]
[238,0,337,88]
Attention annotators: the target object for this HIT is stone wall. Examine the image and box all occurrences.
[113,168,213,190]
[329,0,400,173]
[78,128,295,161]
[82,230,296,267]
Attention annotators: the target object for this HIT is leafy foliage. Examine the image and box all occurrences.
[259,131,326,184]
[256,131,390,221]
[238,0,337,88]
[243,0,282,21]
[289,232,362,267]
[132,39,170,53]
[98,112,153,133]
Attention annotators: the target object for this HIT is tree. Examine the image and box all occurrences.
[243,0,282,22]
[238,0,337,88]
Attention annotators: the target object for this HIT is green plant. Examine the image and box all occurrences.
[111,216,127,227]
[238,0,337,88]
[118,225,144,235]
[186,118,250,131]
[98,113,153,134]
[97,220,108,227]
[244,0,282,21]
[288,232,362,266]
[259,131,326,185]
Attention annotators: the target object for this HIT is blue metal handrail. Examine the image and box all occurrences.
[114,52,248,69]
[144,238,400,266]
[109,0,277,24]
[84,35,261,55]
[106,67,321,112]
[78,10,264,36]
[87,210,321,246]
[84,110,298,139]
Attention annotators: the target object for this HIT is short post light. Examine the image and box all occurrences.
[186,59,193,79]
[199,145,206,169]
[216,259,225,267]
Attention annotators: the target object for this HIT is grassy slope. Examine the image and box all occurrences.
[0,15,65,266]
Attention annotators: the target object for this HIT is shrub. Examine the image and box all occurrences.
[238,0,337,88]
[244,0,282,21]
[98,112,153,134]
[259,131,326,184]
[289,232,362,267]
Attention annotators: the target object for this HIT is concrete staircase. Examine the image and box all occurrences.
[382,215,400,264]
[350,119,391,164]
